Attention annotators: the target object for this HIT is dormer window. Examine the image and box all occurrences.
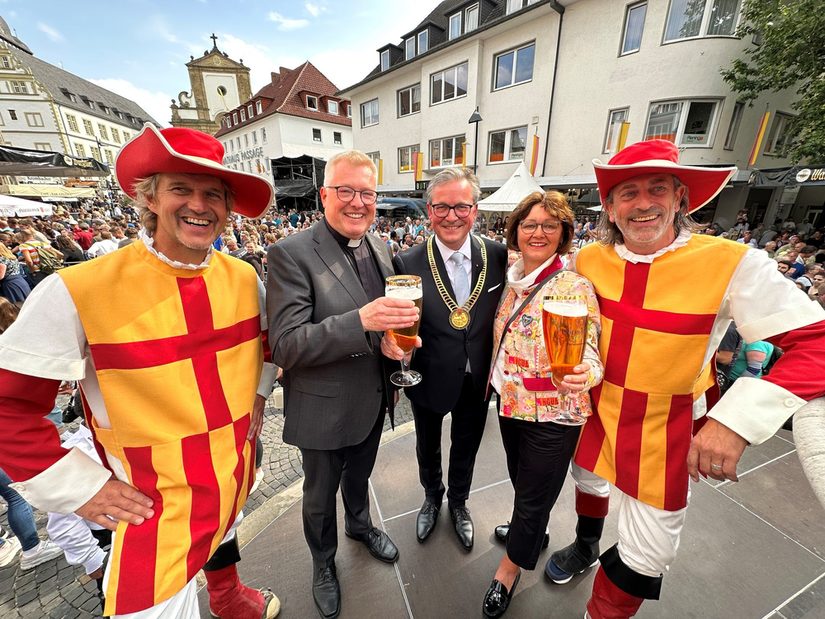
[327,100,338,114]
[306,95,318,111]
[405,37,415,61]
[418,31,428,53]
[448,13,461,40]
[232,112,238,124]
[81,96,95,109]
[449,4,479,40]
[100,104,109,114]
[507,0,538,15]
[466,4,479,32]
[380,49,390,71]
[346,104,352,118]
[240,108,246,121]
[256,100,263,114]
[247,104,253,117]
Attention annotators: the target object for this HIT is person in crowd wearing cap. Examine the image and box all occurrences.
[267,150,418,619]
[0,124,281,619]
[380,168,508,553]
[543,139,825,618]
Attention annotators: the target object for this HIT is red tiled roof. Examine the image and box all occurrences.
[215,61,351,137]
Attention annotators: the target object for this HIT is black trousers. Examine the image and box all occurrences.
[299,408,385,566]
[499,415,581,570]
[411,374,488,507]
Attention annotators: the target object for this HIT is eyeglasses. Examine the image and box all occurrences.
[431,203,473,218]
[519,221,561,234]
[325,185,378,205]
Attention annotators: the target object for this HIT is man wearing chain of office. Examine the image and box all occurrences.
[382,168,507,550]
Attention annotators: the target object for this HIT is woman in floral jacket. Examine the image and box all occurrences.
[482,191,602,618]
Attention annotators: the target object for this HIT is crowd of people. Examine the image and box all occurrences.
[0,124,823,619]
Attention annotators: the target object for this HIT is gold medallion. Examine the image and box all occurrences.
[449,307,470,330]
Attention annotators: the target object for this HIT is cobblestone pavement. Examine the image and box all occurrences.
[0,394,414,618]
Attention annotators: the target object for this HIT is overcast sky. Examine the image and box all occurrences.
[3,0,443,125]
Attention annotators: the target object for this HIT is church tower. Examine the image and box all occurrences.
[170,34,251,134]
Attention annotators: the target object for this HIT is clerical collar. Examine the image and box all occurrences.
[324,219,363,248]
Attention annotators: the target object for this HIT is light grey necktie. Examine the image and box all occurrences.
[449,252,470,305]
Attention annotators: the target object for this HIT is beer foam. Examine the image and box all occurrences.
[543,301,587,317]
[387,287,423,300]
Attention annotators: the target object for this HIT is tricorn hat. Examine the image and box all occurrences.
[593,140,736,213]
[115,123,273,219]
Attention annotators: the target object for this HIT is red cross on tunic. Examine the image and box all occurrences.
[576,262,719,510]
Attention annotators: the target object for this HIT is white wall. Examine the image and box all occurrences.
[203,72,240,120]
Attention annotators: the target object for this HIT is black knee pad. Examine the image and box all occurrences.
[600,544,663,600]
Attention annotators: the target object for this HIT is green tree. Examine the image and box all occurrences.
[721,0,825,163]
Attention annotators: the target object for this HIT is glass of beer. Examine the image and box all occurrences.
[541,296,588,412]
[386,275,423,387]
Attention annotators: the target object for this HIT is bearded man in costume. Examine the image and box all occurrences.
[543,140,825,618]
[0,124,281,618]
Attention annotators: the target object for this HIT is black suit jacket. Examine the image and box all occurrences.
[267,222,395,450]
[393,236,507,413]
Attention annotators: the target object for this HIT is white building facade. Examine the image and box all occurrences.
[341,0,806,229]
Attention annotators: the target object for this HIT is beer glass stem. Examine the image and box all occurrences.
[400,355,411,377]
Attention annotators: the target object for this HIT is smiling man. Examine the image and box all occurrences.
[266,150,418,619]
[0,124,280,619]
[382,168,507,551]
[544,140,825,618]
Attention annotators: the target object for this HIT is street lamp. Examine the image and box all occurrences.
[468,107,482,175]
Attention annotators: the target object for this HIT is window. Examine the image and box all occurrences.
[664,0,740,42]
[764,112,794,157]
[9,80,28,94]
[244,134,249,147]
[448,13,461,40]
[0,56,10,69]
[82,97,95,110]
[232,112,238,124]
[466,4,479,32]
[24,112,44,127]
[75,143,86,157]
[256,100,263,114]
[98,124,109,140]
[235,137,240,149]
[346,104,352,118]
[123,131,130,142]
[507,0,538,14]
[418,30,428,54]
[312,128,322,142]
[328,100,338,114]
[603,108,629,154]
[334,131,342,145]
[361,98,379,127]
[34,142,51,151]
[366,152,381,169]
[306,95,318,111]
[398,144,421,173]
[723,101,744,150]
[100,105,109,115]
[261,127,267,143]
[621,2,647,55]
[431,62,468,104]
[67,114,79,132]
[105,150,114,165]
[83,119,94,135]
[112,127,121,144]
[252,130,257,145]
[240,108,246,121]
[430,135,466,167]
[91,146,101,161]
[405,37,415,61]
[644,99,719,146]
[247,104,253,118]
[494,43,535,90]
[380,49,390,71]
[488,126,527,163]
[398,84,421,117]
[7,109,16,120]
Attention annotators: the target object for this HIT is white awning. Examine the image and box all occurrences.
[0,194,54,216]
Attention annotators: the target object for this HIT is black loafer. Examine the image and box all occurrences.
[346,527,399,563]
[416,499,440,542]
[312,563,340,619]
[450,505,474,550]
[494,522,549,549]
[482,571,521,618]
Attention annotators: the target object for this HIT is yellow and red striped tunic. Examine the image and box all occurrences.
[574,235,748,511]
[59,241,263,615]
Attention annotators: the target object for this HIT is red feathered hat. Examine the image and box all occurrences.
[593,140,736,213]
[115,123,274,219]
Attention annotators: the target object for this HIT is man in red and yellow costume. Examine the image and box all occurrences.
[0,124,280,618]
[544,140,825,617]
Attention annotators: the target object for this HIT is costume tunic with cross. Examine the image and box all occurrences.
[0,237,276,616]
